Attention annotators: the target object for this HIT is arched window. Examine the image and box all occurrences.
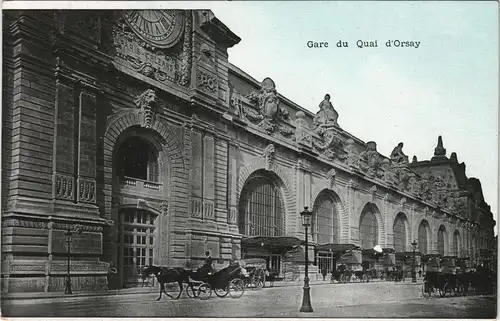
[116,136,159,182]
[239,175,284,237]
[418,220,429,255]
[359,204,378,249]
[452,231,460,257]
[312,191,339,244]
[437,225,446,256]
[118,208,157,286]
[393,213,407,252]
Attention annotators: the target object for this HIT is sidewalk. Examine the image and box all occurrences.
[1,278,423,302]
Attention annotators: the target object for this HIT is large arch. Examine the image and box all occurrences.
[393,212,409,252]
[238,170,286,237]
[417,219,431,255]
[311,189,342,244]
[237,159,295,232]
[437,225,447,256]
[359,203,383,249]
[102,110,187,266]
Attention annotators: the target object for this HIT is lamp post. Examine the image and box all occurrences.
[64,225,82,295]
[299,206,313,313]
[411,240,417,283]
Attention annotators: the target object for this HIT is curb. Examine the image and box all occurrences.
[1,279,423,302]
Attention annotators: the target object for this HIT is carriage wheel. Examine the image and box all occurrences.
[197,283,212,300]
[254,279,264,290]
[422,282,431,299]
[164,282,183,299]
[186,283,198,298]
[214,286,229,298]
[228,278,245,299]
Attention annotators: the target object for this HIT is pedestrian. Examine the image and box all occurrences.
[321,268,327,281]
[418,269,422,278]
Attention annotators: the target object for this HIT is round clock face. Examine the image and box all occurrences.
[123,10,184,49]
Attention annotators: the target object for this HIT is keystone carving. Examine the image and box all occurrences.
[262,144,276,170]
[134,89,157,128]
[326,168,336,188]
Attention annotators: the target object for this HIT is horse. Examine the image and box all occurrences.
[142,265,190,301]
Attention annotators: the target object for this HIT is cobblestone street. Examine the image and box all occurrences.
[2,282,496,318]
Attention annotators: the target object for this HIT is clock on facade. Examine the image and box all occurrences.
[122,10,184,49]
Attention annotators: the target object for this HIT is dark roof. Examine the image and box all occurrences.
[315,243,360,253]
[241,236,304,249]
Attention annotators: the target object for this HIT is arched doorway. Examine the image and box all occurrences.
[239,171,285,272]
[393,213,407,253]
[312,190,340,275]
[418,220,430,255]
[359,204,378,250]
[437,225,446,256]
[118,208,158,287]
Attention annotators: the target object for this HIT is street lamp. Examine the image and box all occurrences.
[411,240,417,283]
[300,206,313,313]
[64,225,82,295]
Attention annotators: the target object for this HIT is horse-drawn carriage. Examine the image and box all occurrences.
[240,258,268,290]
[143,260,246,301]
[422,256,463,298]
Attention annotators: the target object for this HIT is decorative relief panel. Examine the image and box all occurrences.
[191,197,203,218]
[228,206,237,225]
[203,200,215,220]
[110,10,192,87]
[55,174,75,201]
[197,70,218,94]
[78,178,96,203]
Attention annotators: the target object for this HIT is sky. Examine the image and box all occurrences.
[4,1,497,235]
[207,1,498,234]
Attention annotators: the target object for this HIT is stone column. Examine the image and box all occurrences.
[347,179,358,245]
[227,141,239,232]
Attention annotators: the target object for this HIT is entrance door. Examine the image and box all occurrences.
[317,251,334,273]
[269,254,282,274]
[118,209,157,287]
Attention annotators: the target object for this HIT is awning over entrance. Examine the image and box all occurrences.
[315,243,360,254]
[283,246,314,264]
[338,250,362,265]
[241,236,304,250]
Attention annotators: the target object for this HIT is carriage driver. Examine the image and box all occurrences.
[202,250,214,275]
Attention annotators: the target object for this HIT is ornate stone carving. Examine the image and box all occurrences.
[312,126,347,160]
[160,201,169,215]
[112,23,179,84]
[294,111,312,148]
[203,200,215,220]
[243,78,290,135]
[400,197,407,208]
[313,94,339,128]
[229,87,243,116]
[390,142,409,165]
[384,163,413,191]
[52,222,103,233]
[197,70,218,94]
[326,168,336,188]
[2,219,48,229]
[179,11,192,86]
[134,89,157,128]
[262,144,275,170]
[55,174,74,201]
[78,178,96,203]
[112,195,123,207]
[345,139,360,168]
[358,141,384,178]
[191,197,203,218]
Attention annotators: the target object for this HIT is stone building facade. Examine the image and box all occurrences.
[2,9,496,293]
